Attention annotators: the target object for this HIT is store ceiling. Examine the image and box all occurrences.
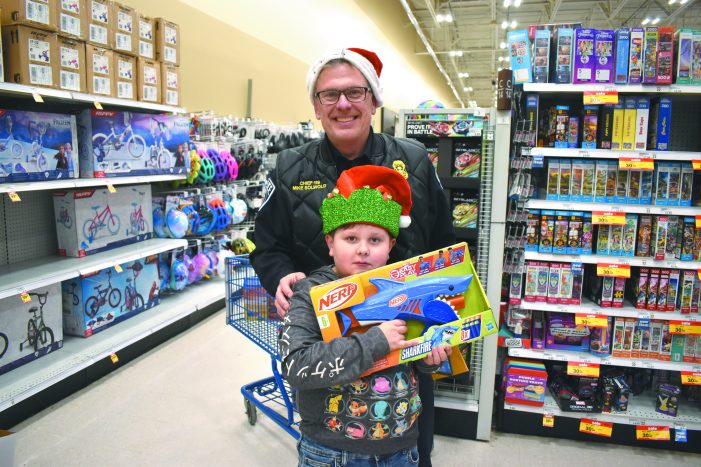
[402,0,701,108]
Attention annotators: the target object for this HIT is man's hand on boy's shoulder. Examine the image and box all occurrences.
[377,319,409,352]
[423,344,452,367]
[275,272,307,318]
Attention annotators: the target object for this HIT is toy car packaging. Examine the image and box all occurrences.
[310,242,495,377]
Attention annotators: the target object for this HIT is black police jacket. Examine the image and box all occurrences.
[250,132,456,296]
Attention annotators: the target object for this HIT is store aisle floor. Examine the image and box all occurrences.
[11,309,701,467]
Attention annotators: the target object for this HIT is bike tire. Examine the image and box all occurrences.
[36,326,55,351]
[83,219,97,243]
[37,153,48,171]
[64,216,73,229]
[0,332,8,359]
[92,133,110,160]
[72,293,79,306]
[11,141,22,159]
[128,135,147,158]
[27,319,38,348]
[85,296,99,318]
[158,150,172,169]
[108,288,122,308]
[133,294,144,311]
[107,214,121,235]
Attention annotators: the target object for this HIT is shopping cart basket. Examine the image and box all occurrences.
[225,255,300,438]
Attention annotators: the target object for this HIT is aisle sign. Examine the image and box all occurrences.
[8,192,21,202]
[636,425,670,441]
[542,414,554,428]
[583,90,619,105]
[567,361,600,378]
[575,313,609,327]
[619,157,654,171]
[680,371,701,385]
[592,211,626,225]
[596,263,631,278]
[579,419,613,437]
[669,320,701,335]
[692,160,701,171]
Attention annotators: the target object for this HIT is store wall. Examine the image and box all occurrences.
[119,0,454,125]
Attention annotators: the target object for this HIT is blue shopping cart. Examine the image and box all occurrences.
[225,256,300,438]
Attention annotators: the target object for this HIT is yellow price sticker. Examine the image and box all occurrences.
[567,361,601,378]
[32,92,44,103]
[681,372,701,385]
[110,353,119,364]
[543,414,554,428]
[107,184,116,193]
[583,90,619,105]
[579,419,613,437]
[698,269,701,281]
[696,216,701,229]
[114,264,124,273]
[20,291,32,303]
[591,211,626,225]
[596,263,631,278]
[575,313,609,327]
[669,320,701,335]
[636,425,670,441]
[619,157,654,171]
[8,192,21,202]
[94,101,103,110]
[692,160,701,171]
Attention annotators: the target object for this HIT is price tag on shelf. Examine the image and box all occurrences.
[583,90,619,105]
[596,263,631,278]
[107,184,116,193]
[680,371,701,385]
[19,290,31,303]
[8,191,21,202]
[567,361,600,378]
[114,264,123,273]
[619,157,654,171]
[636,425,670,441]
[110,353,119,364]
[542,413,554,428]
[31,92,44,103]
[579,419,613,437]
[669,320,701,335]
[675,426,688,443]
[692,160,701,171]
[575,313,609,327]
[94,101,103,110]
[592,211,626,225]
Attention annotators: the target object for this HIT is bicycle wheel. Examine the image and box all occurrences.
[158,150,172,168]
[133,294,144,310]
[37,153,48,171]
[10,141,22,159]
[92,133,109,160]
[72,293,79,306]
[0,332,8,359]
[36,326,55,351]
[108,288,122,308]
[85,296,99,318]
[128,135,146,158]
[83,219,98,242]
[64,216,73,229]
[107,214,121,235]
[26,319,38,348]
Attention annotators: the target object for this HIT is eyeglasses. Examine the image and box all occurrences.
[315,87,371,105]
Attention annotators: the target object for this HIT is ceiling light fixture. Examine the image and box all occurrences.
[500,41,507,49]
[498,56,504,62]
[458,72,470,78]
[651,17,661,25]
[511,20,518,29]
[514,0,522,6]
[503,0,511,7]
[669,0,678,4]
[642,17,651,25]
[680,0,689,4]
[501,20,508,29]
[449,50,464,57]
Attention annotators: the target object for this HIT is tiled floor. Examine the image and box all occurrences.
[11,309,701,466]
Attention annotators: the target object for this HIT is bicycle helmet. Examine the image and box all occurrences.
[153,207,167,238]
[171,259,189,291]
[208,198,230,231]
[192,252,210,280]
[181,204,200,236]
[187,149,201,184]
[196,153,215,184]
[165,208,189,239]
[203,248,217,276]
[220,150,238,181]
[207,148,229,182]
[229,198,248,224]
[193,203,215,236]
[158,256,170,291]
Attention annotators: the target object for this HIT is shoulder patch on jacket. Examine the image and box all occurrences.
[260,177,276,210]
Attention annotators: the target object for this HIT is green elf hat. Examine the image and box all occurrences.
[321,165,412,238]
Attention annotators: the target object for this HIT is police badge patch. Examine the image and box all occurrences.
[260,177,276,210]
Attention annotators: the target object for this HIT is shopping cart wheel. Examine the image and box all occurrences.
[244,398,257,425]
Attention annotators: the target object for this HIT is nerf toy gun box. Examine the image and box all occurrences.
[62,255,160,337]
[310,243,496,377]
[77,109,190,177]
[0,109,78,183]
[53,183,152,257]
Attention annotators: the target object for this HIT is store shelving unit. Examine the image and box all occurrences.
[498,82,701,452]
[0,174,186,195]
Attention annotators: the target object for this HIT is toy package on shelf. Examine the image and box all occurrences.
[573,28,595,84]
[502,358,547,407]
[452,138,481,177]
[53,183,152,257]
[0,109,78,183]
[545,312,590,352]
[675,29,693,85]
[548,369,602,413]
[508,29,533,84]
[532,29,550,83]
[642,27,659,84]
[309,242,495,377]
[614,28,630,84]
[628,28,644,84]
[656,26,675,84]
[594,29,614,83]
[554,27,574,83]
[450,191,478,228]
[62,255,160,337]
[0,283,63,376]
[77,109,190,177]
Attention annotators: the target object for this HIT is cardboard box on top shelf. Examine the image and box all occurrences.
[160,61,179,106]
[2,24,59,88]
[137,56,160,102]
[0,0,58,32]
[114,51,135,100]
[137,13,154,60]
[111,1,136,56]
[86,0,112,48]
[154,17,178,65]
[57,35,85,92]
[85,43,113,96]
[57,0,87,41]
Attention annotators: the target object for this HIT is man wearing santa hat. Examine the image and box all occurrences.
[251,47,455,466]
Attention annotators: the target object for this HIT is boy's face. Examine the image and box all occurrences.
[326,223,395,277]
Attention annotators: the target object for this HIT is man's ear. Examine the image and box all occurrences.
[325,234,335,257]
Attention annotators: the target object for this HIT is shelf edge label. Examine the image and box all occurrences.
[596,263,631,278]
[583,90,619,105]
[567,361,600,378]
[579,419,613,437]
[619,157,654,171]
[592,211,626,225]
[575,313,609,327]
[636,425,670,441]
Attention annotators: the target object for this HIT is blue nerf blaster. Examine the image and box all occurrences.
[339,275,472,336]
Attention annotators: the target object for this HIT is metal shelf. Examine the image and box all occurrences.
[504,392,701,430]
[526,199,699,216]
[517,298,701,323]
[0,277,225,413]
[508,347,701,373]
[523,251,701,270]
[0,81,187,114]
[528,147,701,161]
[0,174,186,194]
[440,176,480,190]
[523,83,701,94]
[0,238,187,300]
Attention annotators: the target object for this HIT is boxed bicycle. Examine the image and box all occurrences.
[0,283,63,376]
[53,183,152,257]
[0,109,79,183]
[62,256,160,337]
[77,109,190,177]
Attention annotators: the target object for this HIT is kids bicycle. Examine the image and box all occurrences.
[19,292,55,352]
[123,261,145,312]
[128,201,147,235]
[25,121,49,171]
[85,270,122,318]
[146,117,172,168]
[0,331,7,359]
[83,203,121,243]
[56,206,73,229]
[0,115,22,159]
[92,114,146,160]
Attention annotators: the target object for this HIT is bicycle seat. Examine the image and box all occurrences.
[28,306,38,313]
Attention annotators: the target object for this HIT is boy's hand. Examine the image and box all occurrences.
[275,272,306,318]
[378,319,409,352]
[423,345,452,366]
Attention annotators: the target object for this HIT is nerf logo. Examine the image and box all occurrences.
[318,283,358,311]
[388,294,407,308]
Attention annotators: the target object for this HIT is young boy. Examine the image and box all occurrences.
[279,166,452,466]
